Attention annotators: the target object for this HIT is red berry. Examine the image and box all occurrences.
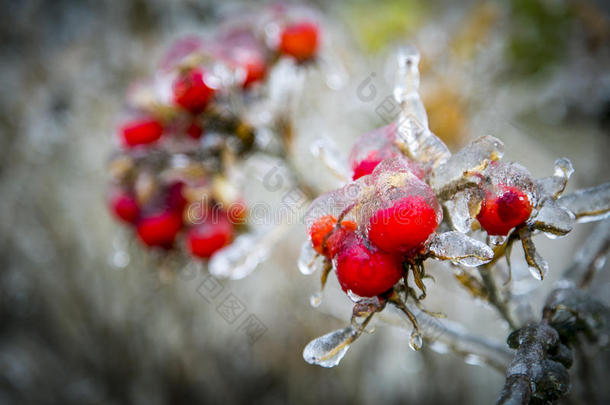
[335,234,404,297]
[242,57,266,88]
[352,150,384,180]
[279,22,319,62]
[477,186,532,236]
[187,216,233,259]
[368,195,439,255]
[109,191,140,224]
[136,211,183,248]
[186,122,203,139]
[173,68,215,113]
[120,118,163,147]
[325,220,357,258]
[309,215,338,255]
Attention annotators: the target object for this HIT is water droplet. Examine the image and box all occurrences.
[409,331,423,351]
[303,326,357,368]
[310,292,322,308]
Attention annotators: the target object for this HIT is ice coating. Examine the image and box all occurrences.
[558,183,610,223]
[304,179,367,234]
[297,241,327,275]
[444,189,484,233]
[430,135,504,196]
[485,162,536,197]
[427,232,494,267]
[531,200,575,237]
[390,47,450,172]
[348,124,425,180]
[519,227,549,280]
[536,158,574,200]
[354,157,442,238]
[302,326,358,367]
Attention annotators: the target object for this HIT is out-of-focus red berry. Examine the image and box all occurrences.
[241,56,266,88]
[309,214,337,255]
[186,122,203,139]
[279,22,319,62]
[136,211,183,248]
[173,68,215,113]
[335,233,404,297]
[477,186,532,236]
[187,216,233,259]
[368,195,438,256]
[120,118,163,147]
[165,181,188,214]
[109,191,140,224]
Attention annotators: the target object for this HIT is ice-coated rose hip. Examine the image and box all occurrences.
[173,68,215,113]
[477,186,532,236]
[335,233,404,297]
[308,215,357,257]
[368,195,439,255]
[352,150,385,180]
[308,214,337,255]
[187,216,233,259]
[120,118,163,147]
[279,21,319,62]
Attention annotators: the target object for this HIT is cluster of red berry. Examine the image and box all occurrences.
[307,123,538,300]
[108,5,321,260]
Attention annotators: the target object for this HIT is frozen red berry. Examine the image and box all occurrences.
[109,191,140,224]
[120,118,163,147]
[173,68,215,113]
[368,195,439,255]
[335,233,404,297]
[136,211,183,248]
[279,22,319,62]
[309,214,337,255]
[187,216,233,259]
[477,186,532,236]
[352,150,385,180]
[324,220,357,258]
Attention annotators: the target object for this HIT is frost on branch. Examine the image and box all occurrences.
[558,182,610,223]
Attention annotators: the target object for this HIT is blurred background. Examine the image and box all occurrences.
[0,0,609,404]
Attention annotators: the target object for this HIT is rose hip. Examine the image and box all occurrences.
[368,195,439,255]
[477,186,532,236]
[173,68,215,113]
[120,118,163,147]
